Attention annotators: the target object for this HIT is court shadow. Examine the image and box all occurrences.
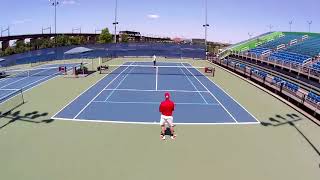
[261,113,320,166]
[0,110,54,130]
[164,127,174,136]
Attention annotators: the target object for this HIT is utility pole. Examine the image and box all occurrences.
[1,26,10,37]
[42,27,52,34]
[72,27,82,34]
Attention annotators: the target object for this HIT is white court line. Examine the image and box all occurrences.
[103,88,209,93]
[52,117,260,126]
[182,63,238,123]
[198,61,261,123]
[0,63,79,106]
[0,89,20,91]
[103,64,137,102]
[128,61,191,66]
[0,77,12,83]
[179,63,208,104]
[18,71,62,90]
[73,62,134,119]
[92,101,220,106]
[51,63,122,119]
[0,68,53,89]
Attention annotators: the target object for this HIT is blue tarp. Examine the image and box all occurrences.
[64,47,93,55]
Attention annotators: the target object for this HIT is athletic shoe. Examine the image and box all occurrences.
[160,135,166,140]
[171,134,176,140]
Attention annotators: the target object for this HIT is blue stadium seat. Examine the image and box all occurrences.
[260,34,302,49]
[285,37,320,57]
[248,47,270,56]
[268,51,311,65]
[307,92,320,104]
[283,81,299,92]
[311,62,320,72]
[251,68,268,78]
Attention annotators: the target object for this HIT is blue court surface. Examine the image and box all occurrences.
[53,62,260,125]
[0,63,79,103]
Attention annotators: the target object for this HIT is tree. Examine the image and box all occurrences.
[69,36,87,45]
[4,47,15,56]
[39,38,54,49]
[56,35,70,47]
[14,40,27,54]
[121,33,129,43]
[98,28,113,43]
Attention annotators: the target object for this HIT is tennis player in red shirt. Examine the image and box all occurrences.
[159,92,176,140]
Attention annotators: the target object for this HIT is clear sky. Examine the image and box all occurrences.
[0,0,319,43]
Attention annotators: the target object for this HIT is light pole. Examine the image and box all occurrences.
[50,0,59,35]
[203,0,209,53]
[50,0,59,59]
[307,21,312,33]
[289,21,293,32]
[113,0,119,43]
[268,24,273,32]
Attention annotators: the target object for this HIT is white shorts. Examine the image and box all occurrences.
[160,115,174,127]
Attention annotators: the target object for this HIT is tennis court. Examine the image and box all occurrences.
[53,62,259,124]
[0,63,79,104]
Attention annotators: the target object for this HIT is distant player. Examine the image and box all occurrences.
[153,55,157,66]
[159,92,176,140]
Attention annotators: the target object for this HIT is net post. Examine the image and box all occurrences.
[212,67,215,77]
[92,58,94,71]
[20,89,25,104]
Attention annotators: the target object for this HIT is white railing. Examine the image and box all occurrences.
[233,52,320,82]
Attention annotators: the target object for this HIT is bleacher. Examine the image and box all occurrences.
[251,68,268,78]
[283,81,300,92]
[268,51,311,64]
[285,37,320,57]
[311,61,320,71]
[235,63,246,69]
[248,47,270,56]
[260,34,302,49]
[272,77,285,84]
[271,76,299,92]
[307,92,320,104]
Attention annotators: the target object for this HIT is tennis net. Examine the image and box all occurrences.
[99,56,113,65]
[1,67,64,78]
[0,89,24,116]
[98,64,215,77]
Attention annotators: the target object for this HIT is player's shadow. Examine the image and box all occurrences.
[164,127,174,136]
[261,113,320,167]
[0,110,54,130]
